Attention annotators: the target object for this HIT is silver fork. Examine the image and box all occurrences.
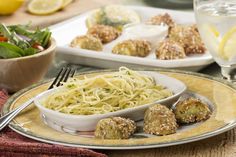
[0,67,76,131]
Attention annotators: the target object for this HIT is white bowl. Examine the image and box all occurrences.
[34,71,186,133]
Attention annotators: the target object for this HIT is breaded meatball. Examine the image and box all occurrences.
[156,39,186,60]
[147,13,175,27]
[95,117,136,139]
[87,24,121,44]
[112,40,151,57]
[70,35,103,51]
[169,24,206,55]
[173,97,211,124]
[144,104,178,136]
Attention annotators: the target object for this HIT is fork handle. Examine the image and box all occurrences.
[0,98,34,131]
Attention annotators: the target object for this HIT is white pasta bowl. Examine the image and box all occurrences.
[34,71,186,133]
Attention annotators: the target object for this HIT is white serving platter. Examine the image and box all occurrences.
[50,6,214,71]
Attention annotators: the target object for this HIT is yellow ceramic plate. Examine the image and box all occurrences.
[2,69,236,149]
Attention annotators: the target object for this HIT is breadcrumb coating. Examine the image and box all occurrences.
[174,97,211,124]
[87,24,121,44]
[156,39,186,60]
[95,117,136,139]
[112,40,151,57]
[70,35,103,51]
[144,104,178,136]
[169,24,206,55]
[147,13,175,27]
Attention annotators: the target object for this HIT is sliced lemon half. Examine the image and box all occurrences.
[219,26,236,60]
[0,0,24,15]
[86,5,141,30]
[27,0,63,15]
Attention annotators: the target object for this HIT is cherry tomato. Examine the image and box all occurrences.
[32,43,44,51]
[0,36,7,42]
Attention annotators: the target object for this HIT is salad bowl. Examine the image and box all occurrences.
[0,38,56,92]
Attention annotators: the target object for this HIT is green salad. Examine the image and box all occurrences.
[0,23,51,59]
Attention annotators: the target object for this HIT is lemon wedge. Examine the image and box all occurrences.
[61,0,73,8]
[27,0,63,15]
[0,0,24,15]
[86,5,141,29]
[219,26,236,60]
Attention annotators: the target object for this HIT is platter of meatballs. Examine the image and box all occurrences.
[51,5,213,71]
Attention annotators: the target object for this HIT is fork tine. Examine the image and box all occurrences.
[55,67,70,87]
[48,68,65,90]
[63,68,72,83]
[48,67,75,90]
[70,69,76,77]
[62,69,76,84]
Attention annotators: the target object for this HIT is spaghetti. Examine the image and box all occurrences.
[43,67,172,115]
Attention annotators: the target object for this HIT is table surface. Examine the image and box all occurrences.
[4,0,235,156]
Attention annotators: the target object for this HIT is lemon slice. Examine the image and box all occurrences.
[27,0,63,15]
[208,25,220,37]
[219,26,236,60]
[201,24,220,54]
[0,0,24,15]
[61,0,73,8]
[86,5,141,29]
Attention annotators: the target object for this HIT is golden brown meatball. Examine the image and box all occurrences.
[169,24,206,55]
[144,104,178,136]
[173,97,211,124]
[156,39,186,60]
[112,40,151,57]
[95,117,136,139]
[70,35,103,51]
[87,24,121,44]
[147,13,175,27]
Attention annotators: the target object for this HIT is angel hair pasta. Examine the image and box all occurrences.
[43,67,172,115]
